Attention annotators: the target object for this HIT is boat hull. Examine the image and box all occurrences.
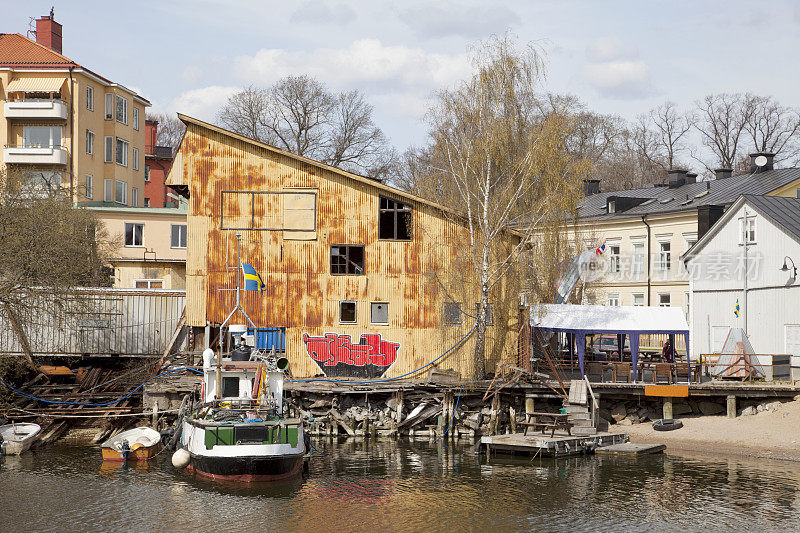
[101,445,160,462]
[187,453,305,482]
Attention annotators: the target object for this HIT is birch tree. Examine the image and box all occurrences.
[420,35,590,377]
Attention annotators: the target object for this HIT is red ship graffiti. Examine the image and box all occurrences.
[302,333,400,378]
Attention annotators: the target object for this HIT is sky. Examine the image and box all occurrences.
[7,0,800,153]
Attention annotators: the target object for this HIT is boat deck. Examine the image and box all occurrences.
[480,430,628,457]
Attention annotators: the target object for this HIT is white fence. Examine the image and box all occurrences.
[0,288,185,357]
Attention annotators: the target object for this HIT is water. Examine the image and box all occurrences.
[2,440,800,532]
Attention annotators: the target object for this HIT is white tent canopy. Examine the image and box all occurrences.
[530,304,689,334]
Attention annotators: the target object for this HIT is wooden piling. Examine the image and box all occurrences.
[727,395,736,419]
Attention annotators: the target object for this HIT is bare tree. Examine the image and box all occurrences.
[694,93,758,170]
[217,77,397,180]
[146,112,186,151]
[650,101,692,170]
[744,95,800,164]
[217,85,270,141]
[419,35,590,377]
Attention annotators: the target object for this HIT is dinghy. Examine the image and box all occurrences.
[100,426,162,461]
[0,423,41,455]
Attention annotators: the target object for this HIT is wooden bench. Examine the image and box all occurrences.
[520,412,573,437]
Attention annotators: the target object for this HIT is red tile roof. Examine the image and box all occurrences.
[0,33,78,67]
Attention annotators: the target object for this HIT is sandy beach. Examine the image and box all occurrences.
[622,398,800,461]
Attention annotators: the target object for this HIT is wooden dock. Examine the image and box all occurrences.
[479,430,628,458]
[596,442,666,455]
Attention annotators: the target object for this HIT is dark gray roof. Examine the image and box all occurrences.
[578,168,800,220]
[742,194,800,242]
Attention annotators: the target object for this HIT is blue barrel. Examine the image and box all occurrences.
[248,327,286,352]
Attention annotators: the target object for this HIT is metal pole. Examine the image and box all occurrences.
[743,207,748,335]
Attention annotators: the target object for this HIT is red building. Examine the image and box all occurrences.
[144,119,175,207]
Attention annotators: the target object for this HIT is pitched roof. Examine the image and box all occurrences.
[682,194,800,261]
[0,33,150,105]
[0,33,77,67]
[741,194,800,242]
[578,168,800,221]
[174,113,524,238]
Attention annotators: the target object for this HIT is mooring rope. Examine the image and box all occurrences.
[0,366,203,407]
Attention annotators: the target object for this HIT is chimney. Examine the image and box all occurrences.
[714,168,732,180]
[145,119,158,154]
[668,169,687,189]
[697,204,725,239]
[35,10,62,54]
[583,179,600,196]
[749,152,775,173]
[685,172,698,184]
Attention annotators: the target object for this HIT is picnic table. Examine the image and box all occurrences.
[520,412,573,437]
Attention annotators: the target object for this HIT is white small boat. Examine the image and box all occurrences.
[0,423,41,455]
[101,426,162,462]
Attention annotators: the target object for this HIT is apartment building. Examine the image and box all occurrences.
[572,154,800,317]
[0,13,149,205]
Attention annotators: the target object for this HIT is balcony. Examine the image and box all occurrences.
[4,99,68,120]
[3,145,68,165]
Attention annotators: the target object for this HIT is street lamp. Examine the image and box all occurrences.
[781,256,797,278]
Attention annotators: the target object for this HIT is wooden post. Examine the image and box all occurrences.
[727,395,737,419]
[490,395,499,435]
[663,397,673,420]
[152,400,159,428]
[509,405,517,434]
[525,396,535,416]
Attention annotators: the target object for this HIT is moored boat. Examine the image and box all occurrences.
[175,347,307,483]
[0,422,41,455]
[100,426,162,461]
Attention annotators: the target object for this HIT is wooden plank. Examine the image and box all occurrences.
[644,385,689,398]
[596,443,666,455]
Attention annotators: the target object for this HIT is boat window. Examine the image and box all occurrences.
[222,376,239,398]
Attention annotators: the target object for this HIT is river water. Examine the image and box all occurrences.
[2,439,800,532]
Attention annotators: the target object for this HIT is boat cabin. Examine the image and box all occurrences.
[201,355,285,414]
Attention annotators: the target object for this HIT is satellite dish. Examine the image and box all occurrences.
[754,155,768,167]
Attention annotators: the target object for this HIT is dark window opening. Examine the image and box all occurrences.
[379,196,412,240]
[339,301,357,323]
[443,302,462,325]
[221,376,239,398]
[331,245,364,275]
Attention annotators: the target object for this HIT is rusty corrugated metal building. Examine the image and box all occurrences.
[167,115,521,379]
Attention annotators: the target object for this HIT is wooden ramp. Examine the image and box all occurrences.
[480,430,628,458]
[596,442,666,455]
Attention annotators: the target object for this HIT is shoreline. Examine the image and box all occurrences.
[622,399,800,462]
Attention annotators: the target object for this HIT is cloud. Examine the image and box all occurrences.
[290,1,356,25]
[158,85,239,121]
[398,1,518,39]
[182,66,203,85]
[583,38,654,99]
[232,39,470,93]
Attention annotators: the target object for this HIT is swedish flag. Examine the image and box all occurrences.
[734,298,740,317]
[241,263,265,293]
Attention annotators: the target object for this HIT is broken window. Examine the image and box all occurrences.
[443,302,462,325]
[339,301,357,324]
[371,302,389,325]
[331,245,364,275]
[379,196,412,240]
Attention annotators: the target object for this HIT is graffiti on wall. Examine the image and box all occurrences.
[302,332,401,378]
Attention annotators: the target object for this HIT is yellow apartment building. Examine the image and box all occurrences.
[573,159,800,319]
[0,13,148,205]
[88,203,188,290]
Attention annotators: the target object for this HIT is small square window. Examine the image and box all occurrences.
[371,302,389,325]
[221,376,239,398]
[659,293,671,307]
[443,302,462,325]
[339,301,357,324]
[474,303,494,326]
[331,245,364,275]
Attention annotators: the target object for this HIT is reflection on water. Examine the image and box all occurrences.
[2,439,800,532]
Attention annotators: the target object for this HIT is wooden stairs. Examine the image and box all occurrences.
[565,380,597,436]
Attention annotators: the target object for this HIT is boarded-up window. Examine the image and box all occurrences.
[443,302,462,325]
[220,190,316,234]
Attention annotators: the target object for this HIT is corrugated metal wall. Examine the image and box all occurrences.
[0,289,185,357]
[179,124,521,378]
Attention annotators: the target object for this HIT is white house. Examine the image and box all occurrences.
[683,195,800,369]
